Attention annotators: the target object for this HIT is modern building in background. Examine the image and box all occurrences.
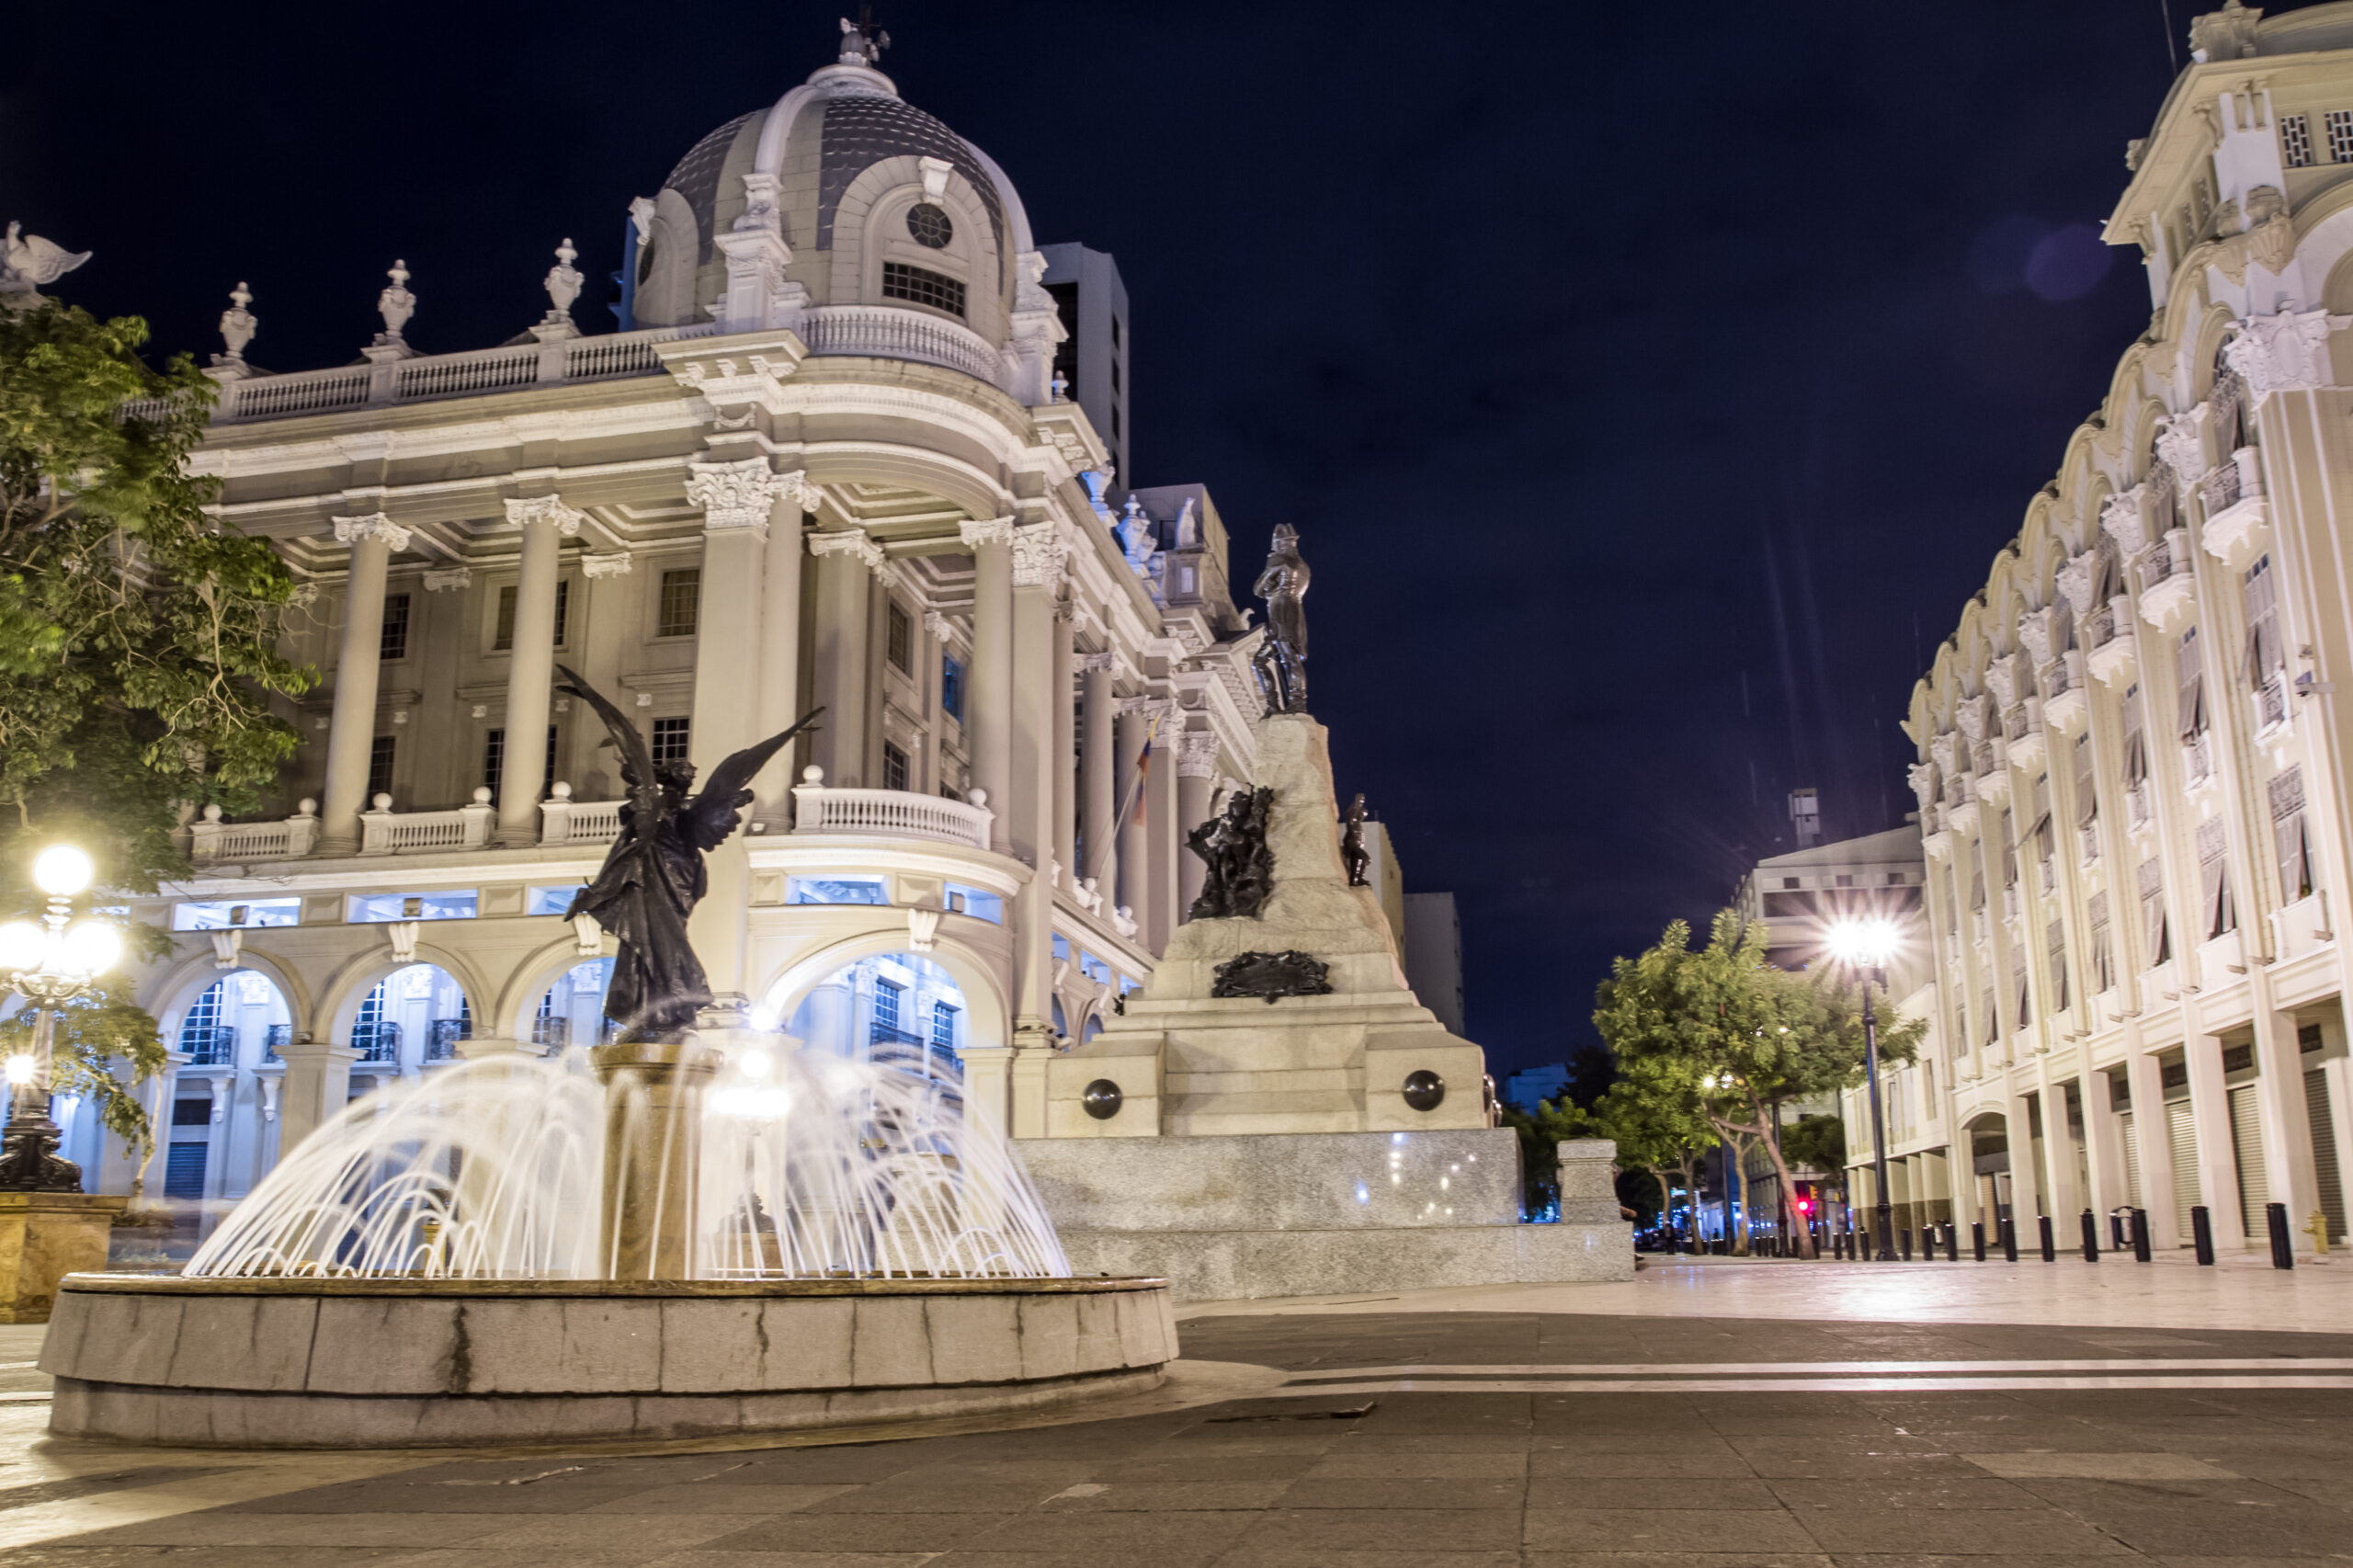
[1040,244,1130,485]
[97,38,1302,1214]
[1403,891,1466,1038]
[1859,0,2353,1253]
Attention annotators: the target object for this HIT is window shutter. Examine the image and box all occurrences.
[2197,818,2233,937]
[2177,629,2206,739]
[2088,892,2112,990]
[2047,917,2070,1009]
[1970,866,1986,911]
[2122,685,2148,784]
[2075,734,2097,827]
[2139,856,2170,965]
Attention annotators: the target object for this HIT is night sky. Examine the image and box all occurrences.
[1,1,2219,1076]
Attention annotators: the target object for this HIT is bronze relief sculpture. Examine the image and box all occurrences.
[1186,786,1275,920]
[558,665,823,1041]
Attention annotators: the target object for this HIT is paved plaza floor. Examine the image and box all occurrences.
[2,1260,2351,1565]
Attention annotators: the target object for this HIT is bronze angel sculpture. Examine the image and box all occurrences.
[557,665,822,1040]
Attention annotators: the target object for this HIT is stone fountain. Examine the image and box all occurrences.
[40,685,1174,1448]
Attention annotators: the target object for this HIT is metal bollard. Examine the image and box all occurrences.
[1900,1229,1913,1262]
[2080,1210,2099,1262]
[1946,1223,1960,1262]
[2109,1211,2127,1249]
[2001,1217,2018,1262]
[2267,1201,2295,1270]
[2192,1205,2215,1266]
[1972,1221,1986,1261]
[2039,1214,2056,1262]
[2131,1207,2153,1263]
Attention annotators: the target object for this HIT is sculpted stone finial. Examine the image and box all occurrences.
[215,282,256,369]
[839,6,891,65]
[532,239,584,342]
[378,260,415,340]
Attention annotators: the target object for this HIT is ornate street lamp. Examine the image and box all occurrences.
[0,846,121,1191]
[1826,915,1900,1264]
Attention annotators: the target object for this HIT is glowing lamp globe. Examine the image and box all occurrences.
[0,923,42,973]
[31,846,93,898]
[1826,916,1900,970]
[62,920,120,978]
[2,1056,33,1086]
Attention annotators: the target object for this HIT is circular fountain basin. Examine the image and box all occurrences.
[42,1272,1176,1448]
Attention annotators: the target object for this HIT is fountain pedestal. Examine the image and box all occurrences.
[591,1039,722,1279]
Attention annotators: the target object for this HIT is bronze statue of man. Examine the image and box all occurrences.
[558,665,821,1040]
[1251,524,1309,714]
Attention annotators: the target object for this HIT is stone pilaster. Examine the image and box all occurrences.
[962,517,1016,849]
[1079,653,1117,897]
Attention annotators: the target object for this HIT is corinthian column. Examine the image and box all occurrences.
[962,517,1016,850]
[808,528,892,787]
[494,495,584,846]
[319,514,410,853]
[1051,603,1077,887]
[683,458,807,1013]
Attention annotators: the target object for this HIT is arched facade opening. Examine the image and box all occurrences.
[348,964,472,1094]
[144,966,301,1217]
[527,959,614,1052]
[170,970,293,1071]
[773,950,965,1080]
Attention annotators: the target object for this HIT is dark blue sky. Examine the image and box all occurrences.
[2,1,2219,1074]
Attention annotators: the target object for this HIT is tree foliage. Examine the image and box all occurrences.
[0,301,311,895]
[0,978,169,1174]
[1593,909,1925,1257]
[1499,1095,1589,1218]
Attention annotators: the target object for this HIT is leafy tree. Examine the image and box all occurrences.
[1779,1112,1848,1232]
[0,301,311,896]
[0,979,169,1178]
[1594,909,1924,1259]
[1585,1070,1713,1250]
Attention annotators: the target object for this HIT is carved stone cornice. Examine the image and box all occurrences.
[2056,551,2097,617]
[1176,731,1221,778]
[421,567,472,592]
[923,608,955,643]
[332,513,411,552]
[498,495,585,537]
[959,516,1016,551]
[1011,520,1067,588]
[581,554,634,579]
[1076,652,1116,675]
[1120,696,1178,724]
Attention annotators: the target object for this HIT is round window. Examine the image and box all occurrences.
[906,203,954,249]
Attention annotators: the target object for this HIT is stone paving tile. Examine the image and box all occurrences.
[1768,1477,2051,1511]
[1529,1449,1758,1478]
[222,1478,648,1515]
[1038,1479,1292,1510]
[1740,1452,1990,1480]
[380,1553,668,1568]
[1304,1451,1526,1478]
[1526,1477,1780,1510]
[1794,1509,2133,1556]
[54,1513,513,1549]
[1274,1476,1525,1509]
[2003,1478,2352,1557]
[1227,1506,1524,1552]
[2263,1475,2353,1508]
[446,1515,767,1551]
[1092,1453,1324,1482]
[1534,1430,1750,1454]
[699,1512,1017,1553]
[1522,1507,1824,1552]
[1520,1555,1834,1568]
[791,1480,1065,1513]
[956,1506,1260,1557]
[576,1483,860,1515]
[1211,1551,1523,1568]
[1337,1431,1539,1454]
[639,1554,941,1568]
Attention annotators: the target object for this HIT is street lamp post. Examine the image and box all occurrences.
[0,847,121,1193]
[1827,915,1899,1264]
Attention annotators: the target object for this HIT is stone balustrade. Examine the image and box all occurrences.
[537,784,623,846]
[790,768,994,849]
[799,305,1002,381]
[358,790,497,855]
[189,801,322,864]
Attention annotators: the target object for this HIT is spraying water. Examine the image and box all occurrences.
[187,1040,1069,1280]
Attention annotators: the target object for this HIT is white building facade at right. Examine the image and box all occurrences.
[1863,1,2353,1254]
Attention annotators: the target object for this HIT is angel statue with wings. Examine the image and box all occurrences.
[557,666,822,1041]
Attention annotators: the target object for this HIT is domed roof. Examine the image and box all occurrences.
[654,63,1013,269]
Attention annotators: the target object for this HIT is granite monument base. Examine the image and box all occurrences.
[1017,1131,1632,1301]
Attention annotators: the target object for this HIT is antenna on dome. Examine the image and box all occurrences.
[839,6,890,67]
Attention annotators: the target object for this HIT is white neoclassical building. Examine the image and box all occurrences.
[1849,1,2353,1256]
[93,29,1276,1215]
